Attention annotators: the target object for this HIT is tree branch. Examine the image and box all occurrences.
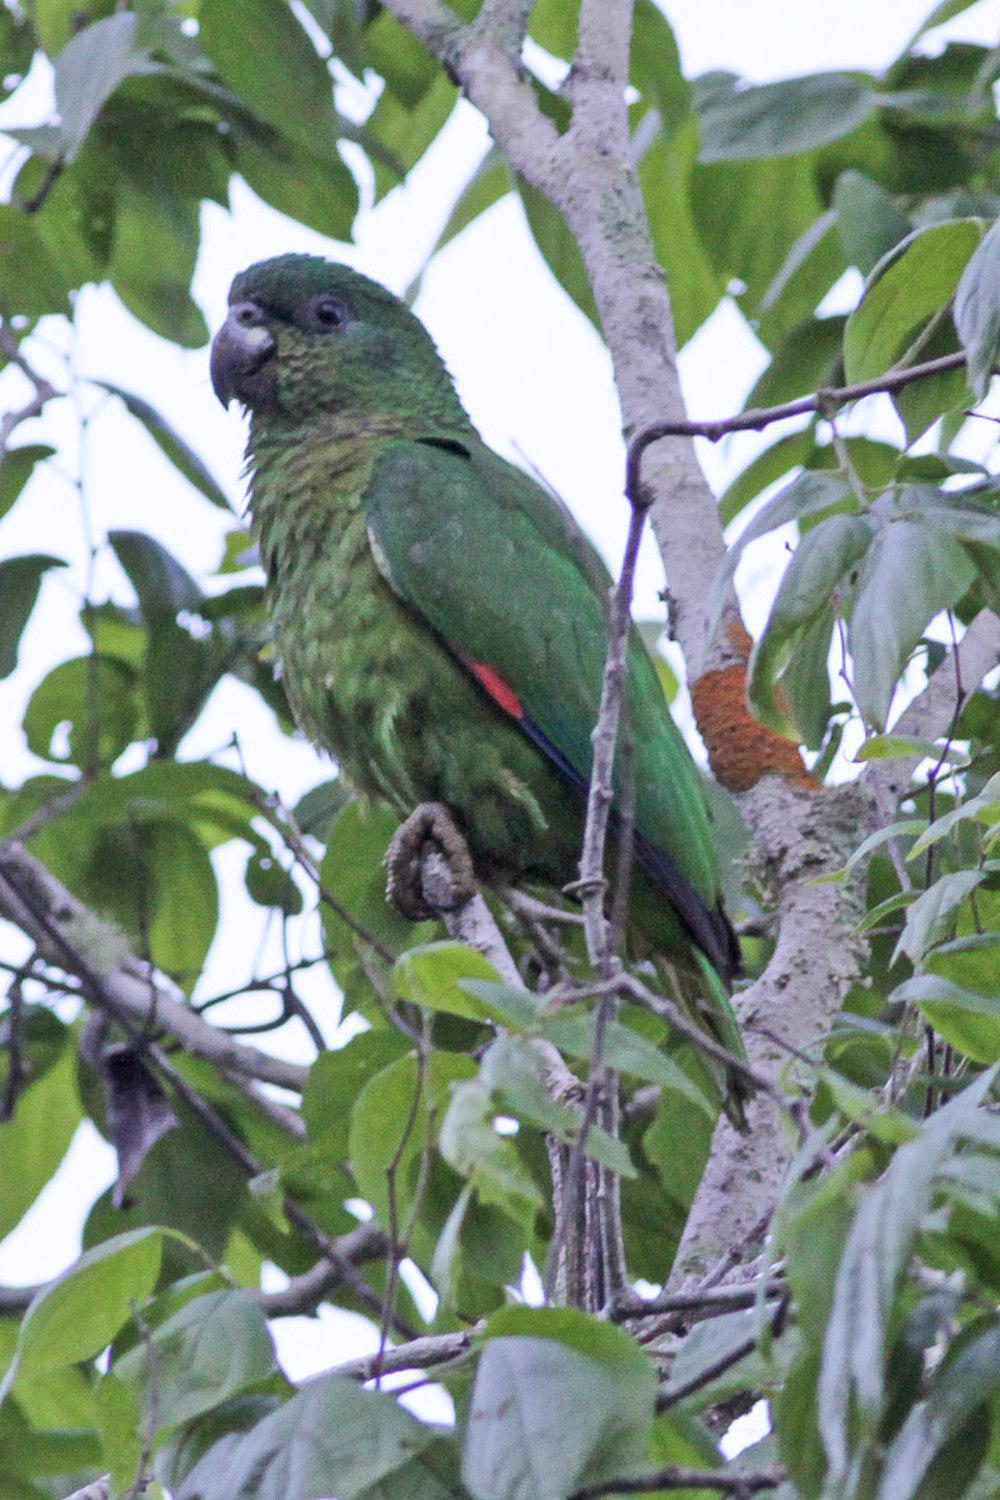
[0,325,58,462]
[571,1469,786,1497]
[255,1222,389,1317]
[325,1324,482,1381]
[0,841,307,1094]
[625,349,979,460]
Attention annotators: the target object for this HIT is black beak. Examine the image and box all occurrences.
[210,301,276,407]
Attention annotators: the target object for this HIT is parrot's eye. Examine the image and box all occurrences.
[305,296,347,331]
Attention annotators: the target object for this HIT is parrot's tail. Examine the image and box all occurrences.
[653,951,752,1133]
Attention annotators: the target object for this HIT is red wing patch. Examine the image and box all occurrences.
[465,660,524,720]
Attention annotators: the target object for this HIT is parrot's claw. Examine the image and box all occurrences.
[385,802,477,921]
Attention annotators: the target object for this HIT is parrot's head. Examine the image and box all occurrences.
[210,255,466,431]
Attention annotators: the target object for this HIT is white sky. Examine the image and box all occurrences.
[0,0,997,1444]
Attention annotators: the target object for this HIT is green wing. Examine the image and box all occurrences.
[363,436,735,976]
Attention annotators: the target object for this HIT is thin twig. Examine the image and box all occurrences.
[571,1467,787,1497]
[625,350,982,492]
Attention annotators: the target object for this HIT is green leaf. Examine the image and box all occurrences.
[95,1373,144,1495]
[421,147,510,265]
[0,554,65,680]
[109,182,207,348]
[906,773,1000,859]
[174,1374,436,1499]
[843,218,985,382]
[51,14,146,161]
[244,852,303,917]
[517,175,598,326]
[439,1076,545,1214]
[0,206,72,318]
[745,315,846,407]
[848,518,977,727]
[834,171,911,276]
[878,1318,1000,1500]
[1,1228,164,1399]
[96,384,232,510]
[954,214,1000,400]
[892,976,1000,1065]
[0,446,55,527]
[0,1043,81,1241]
[348,1051,476,1225]
[232,127,357,243]
[640,115,722,347]
[749,514,874,739]
[711,471,856,637]
[392,941,502,1021]
[464,1308,656,1500]
[114,1290,275,1433]
[893,870,985,967]
[302,1029,409,1162]
[200,0,338,154]
[23,653,141,768]
[109,528,202,618]
[718,430,815,528]
[697,72,876,162]
[818,1067,998,1486]
[925,935,1000,998]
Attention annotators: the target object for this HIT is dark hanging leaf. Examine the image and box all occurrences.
[95,385,233,511]
[755,209,846,350]
[696,72,877,162]
[954,214,1000,400]
[95,1042,179,1209]
[110,528,201,618]
[291,777,351,838]
[745,315,845,408]
[0,446,55,526]
[516,174,599,326]
[368,72,457,201]
[0,554,65,680]
[833,170,911,275]
[232,127,358,242]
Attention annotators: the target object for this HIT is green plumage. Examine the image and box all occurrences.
[214,255,744,1099]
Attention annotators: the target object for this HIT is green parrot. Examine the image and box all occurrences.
[211,254,745,1107]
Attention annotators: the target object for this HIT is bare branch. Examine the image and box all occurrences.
[626,350,982,467]
[326,1324,482,1382]
[255,1222,389,1317]
[612,1278,783,1323]
[0,325,58,462]
[0,841,307,1094]
[571,1468,787,1497]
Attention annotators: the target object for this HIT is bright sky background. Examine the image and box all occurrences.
[0,0,997,1453]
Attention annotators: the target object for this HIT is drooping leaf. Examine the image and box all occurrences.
[96,384,233,510]
[892,976,1000,1065]
[463,1308,656,1500]
[834,170,912,276]
[114,1289,276,1434]
[1,1228,165,1398]
[0,446,55,527]
[848,517,977,727]
[843,218,985,383]
[0,555,65,680]
[173,1375,435,1499]
[200,0,339,155]
[51,14,147,161]
[696,72,877,162]
[954,214,1000,400]
[748,513,874,739]
[0,1042,80,1242]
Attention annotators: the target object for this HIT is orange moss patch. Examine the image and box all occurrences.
[691,618,816,792]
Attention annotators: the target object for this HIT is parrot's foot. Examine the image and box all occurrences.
[385,802,477,921]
